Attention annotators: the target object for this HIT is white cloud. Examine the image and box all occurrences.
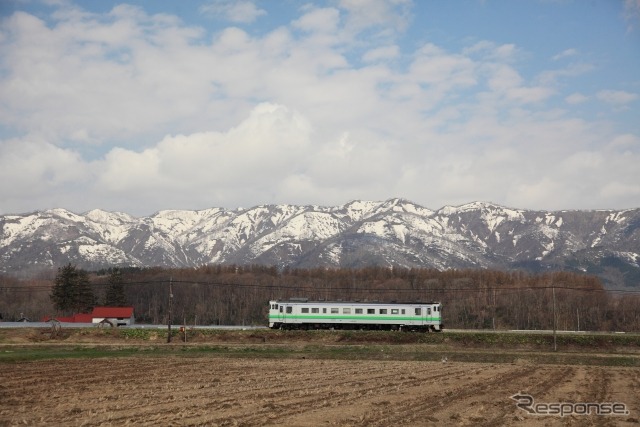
[596,90,638,106]
[362,45,399,62]
[483,63,554,104]
[95,103,313,208]
[0,2,638,214]
[0,136,91,212]
[292,7,341,34]
[339,0,412,36]
[200,0,266,24]
[537,63,593,86]
[565,92,588,104]
[552,48,578,61]
[463,41,520,62]
[0,7,220,145]
[623,0,640,31]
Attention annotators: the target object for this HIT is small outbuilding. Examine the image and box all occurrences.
[91,307,135,327]
[42,313,92,323]
[43,306,135,326]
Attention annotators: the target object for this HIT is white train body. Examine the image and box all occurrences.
[268,299,443,332]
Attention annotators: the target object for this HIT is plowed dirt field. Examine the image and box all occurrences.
[1,355,639,426]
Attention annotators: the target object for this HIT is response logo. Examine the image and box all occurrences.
[511,392,630,417]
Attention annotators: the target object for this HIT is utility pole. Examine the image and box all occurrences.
[552,285,557,352]
[167,277,173,343]
[492,288,497,331]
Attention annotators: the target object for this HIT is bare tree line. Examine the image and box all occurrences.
[1,265,639,331]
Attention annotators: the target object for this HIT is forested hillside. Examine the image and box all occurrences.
[2,266,639,332]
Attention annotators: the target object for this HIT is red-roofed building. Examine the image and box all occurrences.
[43,307,134,326]
[42,313,93,323]
[74,313,94,323]
[91,307,135,326]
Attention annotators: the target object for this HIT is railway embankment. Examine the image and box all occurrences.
[1,327,639,359]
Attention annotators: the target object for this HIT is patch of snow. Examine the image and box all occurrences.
[359,220,387,236]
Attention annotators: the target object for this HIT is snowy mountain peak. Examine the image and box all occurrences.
[1,199,639,288]
[85,209,134,224]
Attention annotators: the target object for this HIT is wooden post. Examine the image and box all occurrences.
[552,285,557,352]
[167,278,173,343]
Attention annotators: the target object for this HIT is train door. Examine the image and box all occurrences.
[279,304,293,322]
[278,304,285,322]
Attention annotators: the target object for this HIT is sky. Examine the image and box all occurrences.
[0,0,639,216]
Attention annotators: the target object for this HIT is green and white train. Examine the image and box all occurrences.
[268,299,443,332]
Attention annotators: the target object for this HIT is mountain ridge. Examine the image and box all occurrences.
[1,199,638,288]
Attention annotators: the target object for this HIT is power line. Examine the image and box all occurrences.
[2,280,640,294]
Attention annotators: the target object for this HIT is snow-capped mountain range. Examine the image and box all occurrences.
[1,199,639,288]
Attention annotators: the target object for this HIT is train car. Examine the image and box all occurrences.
[268,299,443,332]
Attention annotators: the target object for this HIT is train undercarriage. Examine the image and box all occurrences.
[271,322,442,332]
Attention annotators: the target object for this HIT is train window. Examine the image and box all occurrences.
[280,306,283,313]
[286,306,292,314]
[391,309,399,315]
[415,308,421,315]
[401,309,405,314]
[312,308,319,313]
[355,308,363,314]
[323,308,327,313]
[379,309,387,314]
[427,308,431,315]
[301,308,309,314]
[331,308,339,314]
[343,308,351,314]
[367,309,375,314]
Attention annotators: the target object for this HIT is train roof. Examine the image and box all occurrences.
[270,299,441,305]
